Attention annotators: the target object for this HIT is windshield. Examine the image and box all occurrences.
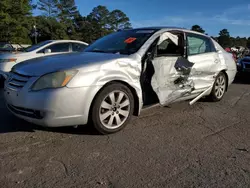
[26,41,53,52]
[84,29,157,55]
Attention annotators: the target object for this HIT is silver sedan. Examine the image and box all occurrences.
[4,27,237,134]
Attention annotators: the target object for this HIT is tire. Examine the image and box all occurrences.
[91,83,134,134]
[209,72,227,102]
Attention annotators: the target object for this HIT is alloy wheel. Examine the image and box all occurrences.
[99,90,131,129]
[215,75,226,99]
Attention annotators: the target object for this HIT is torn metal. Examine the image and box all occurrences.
[151,56,196,105]
[150,32,227,106]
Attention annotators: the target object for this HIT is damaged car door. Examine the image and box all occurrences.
[151,32,195,106]
[186,33,227,93]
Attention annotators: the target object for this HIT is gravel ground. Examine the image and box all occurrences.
[1,76,250,188]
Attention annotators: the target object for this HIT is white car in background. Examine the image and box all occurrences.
[0,40,88,79]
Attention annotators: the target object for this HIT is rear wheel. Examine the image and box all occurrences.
[209,72,227,102]
[91,83,134,134]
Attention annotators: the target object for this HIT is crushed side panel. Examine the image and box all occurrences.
[151,57,195,106]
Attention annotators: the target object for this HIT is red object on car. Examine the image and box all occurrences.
[225,48,236,62]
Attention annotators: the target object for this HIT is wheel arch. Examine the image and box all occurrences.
[88,80,141,123]
[221,70,229,91]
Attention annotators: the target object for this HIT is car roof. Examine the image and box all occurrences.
[134,26,186,30]
[123,26,183,32]
[50,40,88,44]
[131,26,210,37]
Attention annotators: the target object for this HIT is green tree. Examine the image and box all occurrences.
[218,29,231,48]
[37,0,59,17]
[191,25,205,33]
[0,2,134,44]
[247,37,250,48]
[57,0,79,38]
[0,0,33,43]
[229,36,249,48]
[57,0,78,21]
[87,5,131,39]
[34,16,68,42]
[73,15,101,43]
[109,9,131,31]
[88,5,110,29]
[0,0,11,41]
[87,5,111,37]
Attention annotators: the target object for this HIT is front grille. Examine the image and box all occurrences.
[7,104,44,119]
[244,63,250,69]
[6,71,31,90]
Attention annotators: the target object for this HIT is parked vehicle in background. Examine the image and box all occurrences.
[225,47,237,62]
[0,40,88,79]
[0,41,27,54]
[4,27,237,134]
[237,53,250,73]
[231,46,249,62]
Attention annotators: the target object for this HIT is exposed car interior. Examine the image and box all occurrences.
[157,32,185,57]
[141,31,185,106]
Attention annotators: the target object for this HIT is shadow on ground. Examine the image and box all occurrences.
[233,73,250,85]
[0,114,99,135]
[0,110,99,135]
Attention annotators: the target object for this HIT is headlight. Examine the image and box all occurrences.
[31,70,78,91]
[0,58,17,63]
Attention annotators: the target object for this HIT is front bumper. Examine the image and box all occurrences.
[4,84,98,127]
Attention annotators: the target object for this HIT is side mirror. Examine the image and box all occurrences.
[44,49,51,54]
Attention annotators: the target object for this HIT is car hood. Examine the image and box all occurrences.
[0,51,29,58]
[12,52,129,76]
[0,51,13,54]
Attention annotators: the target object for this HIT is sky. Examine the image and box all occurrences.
[35,0,250,37]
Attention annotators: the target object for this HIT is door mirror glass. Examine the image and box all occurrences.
[44,49,51,54]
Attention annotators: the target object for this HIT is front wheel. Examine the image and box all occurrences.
[91,83,134,134]
[209,72,227,102]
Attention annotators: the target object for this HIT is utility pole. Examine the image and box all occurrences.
[33,25,37,44]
